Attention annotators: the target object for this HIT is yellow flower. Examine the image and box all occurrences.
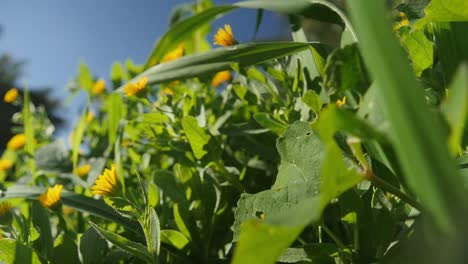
[75,164,91,178]
[393,12,410,32]
[161,87,175,96]
[124,77,148,97]
[39,184,63,209]
[214,25,236,47]
[92,79,106,95]
[0,201,13,225]
[7,134,26,150]
[211,71,232,87]
[4,88,19,103]
[336,96,346,108]
[0,202,12,216]
[91,165,120,197]
[86,111,95,123]
[0,159,13,172]
[161,44,185,63]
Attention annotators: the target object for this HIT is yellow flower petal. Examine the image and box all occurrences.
[211,71,231,87]
[92,79,106,95]
[7,134,26,150]
[39,184,63,209]
[75,164,91,178]
[214,24,236,47]
[91,164,120,197]
[4,88,19,103]
[336,96,347,108]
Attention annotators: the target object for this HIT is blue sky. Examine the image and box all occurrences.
[0,0,289,99]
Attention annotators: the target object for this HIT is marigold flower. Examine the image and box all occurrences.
[336,96,346,108]
[7,134,26,150]
[161,44,185,63]
[0,201,13,225]
[39,184,63,209]
[214,25,236,47]
[92,79,106,95]
[124,77,148,97]
[211,71,232,87]
[91,165,121,197]
[4,88,19,103]
[75,164,91,178]
[0,159,13,172]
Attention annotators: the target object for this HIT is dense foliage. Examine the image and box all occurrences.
[0,0,467,263]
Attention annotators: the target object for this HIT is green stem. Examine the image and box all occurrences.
[370,174,423,212]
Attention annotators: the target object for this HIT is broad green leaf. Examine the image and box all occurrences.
[145,5,237,68]
[441,63,468,155]
[78,62,94,91]
[0,239,41,264]
[253,113,288,136]
[80,227,108,264]
[90,222,152,263]
[348,0,467,233]
[232,221,303,264]
[160,230,189,250]
[182,116,211,159]
[400,29,433,76]
[119,42,316,90]
[235,0,357,46]
[415,0,468,27]
[0,186,139,232]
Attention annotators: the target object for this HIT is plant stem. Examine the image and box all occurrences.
[370,174,423,212]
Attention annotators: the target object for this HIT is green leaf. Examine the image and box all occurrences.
[72,108,89,169]
[80,227,108,264]
[253,113,288,136]
[119,42,316,90]
[51,233,80,264]
[323,43,369,93]
[105,93,124,146]
[441,63,468,155]
[232,221,303,264]
[23,87,36,175]
[31,201,53,259]
[145,5,237,68]
[302,90,322,114]
[0,186,139,232]
[348,0,467,233]
[235,0,357,46]
[90,222,152,263]
[0,239,41,264]
[110,62,126,88]
[78,62,94,91]
[400,29,434,76]
[146,207,161,258]
[182,116,211,159]
[415,0,468,27]
[160,230,189,250]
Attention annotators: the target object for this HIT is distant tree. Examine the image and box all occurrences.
[0,53,63,150]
